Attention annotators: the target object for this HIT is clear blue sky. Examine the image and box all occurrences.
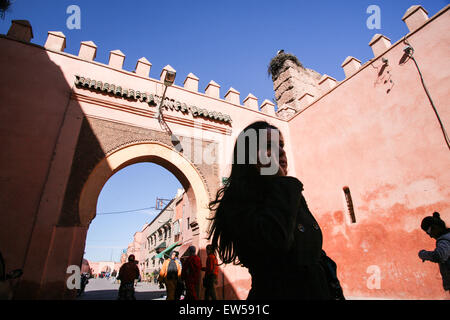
[87,163,182,262]
[1,0,447,261]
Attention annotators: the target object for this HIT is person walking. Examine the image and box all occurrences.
[202,244,219,300]
[117,254,140,300]
[159,251,182,300]
[181,246,202,300]
[207,121,338,300]
[418,212,450,294]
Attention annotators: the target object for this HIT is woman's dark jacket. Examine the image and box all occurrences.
[225,175,332,300]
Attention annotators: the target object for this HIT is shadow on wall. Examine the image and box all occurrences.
[0,23,237,300]
[0,32,106,299]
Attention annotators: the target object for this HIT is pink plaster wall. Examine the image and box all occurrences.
[287,8,450,299]
[0,38,76,296]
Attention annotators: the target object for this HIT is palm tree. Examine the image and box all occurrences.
[0,0,12,19]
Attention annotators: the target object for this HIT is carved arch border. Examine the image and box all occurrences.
[78,141,212,239]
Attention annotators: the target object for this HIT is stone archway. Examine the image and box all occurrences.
[79,141,211,244]
[16,114,220,299]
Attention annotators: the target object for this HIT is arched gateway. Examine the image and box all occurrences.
[3,20,281,299]
[79,141,211,244]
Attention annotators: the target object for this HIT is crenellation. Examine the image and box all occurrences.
[318,74,338,92]
[260,99,276,117]
[341,56,361,78]
[276,104,296,120]
[183,73,199,92]
[160,64,176,83]
[243,93,258,111]
[135,57,152,78]
[224,87,240,105]
[297,92,315,110]
[7,20,352,121]
[369,34,391,57]
[78,41,97,61]
[205,80,220,99]
[6,20,33,42]
[44,31,66,52]
[402,5,429,32]
[18,21,276,113]
[109,49,125,69]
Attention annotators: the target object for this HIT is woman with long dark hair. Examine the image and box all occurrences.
[207,121,336,300]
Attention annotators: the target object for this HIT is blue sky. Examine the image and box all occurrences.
[87,163,182,262]
[1,0,447,261]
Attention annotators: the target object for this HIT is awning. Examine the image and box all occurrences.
[155,242,166,253]
[155,241,181,259]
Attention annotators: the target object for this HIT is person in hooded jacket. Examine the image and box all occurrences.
[419,212,450,293]
[159,251,182,300]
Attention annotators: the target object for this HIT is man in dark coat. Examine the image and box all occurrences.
[117,254,140,300]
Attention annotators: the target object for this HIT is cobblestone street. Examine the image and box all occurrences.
[77,278,167,300]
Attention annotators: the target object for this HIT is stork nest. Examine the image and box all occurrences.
[267,53,303,80]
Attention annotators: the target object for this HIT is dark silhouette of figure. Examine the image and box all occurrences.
[0,251,23,300]
[202,244,219,300]
[419,212,450,293]
[207,121,337,300]
[159,251,182,300]
[181,246,202,300]
[117,254,140,300]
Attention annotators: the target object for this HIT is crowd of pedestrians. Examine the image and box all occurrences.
[115,245,219,300]
[156,245,219,300]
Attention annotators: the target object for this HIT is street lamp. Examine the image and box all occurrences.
[155,68,176,122]
[163,69,176,87]
[154,68,183,153]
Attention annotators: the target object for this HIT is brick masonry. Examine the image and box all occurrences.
[59,117,219,227]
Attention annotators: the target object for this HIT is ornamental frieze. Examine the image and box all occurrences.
[74,75,232,124]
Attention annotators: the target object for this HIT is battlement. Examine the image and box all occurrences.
[3,20,280,119]
[3,4,448,123]
[273,4,449,120]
